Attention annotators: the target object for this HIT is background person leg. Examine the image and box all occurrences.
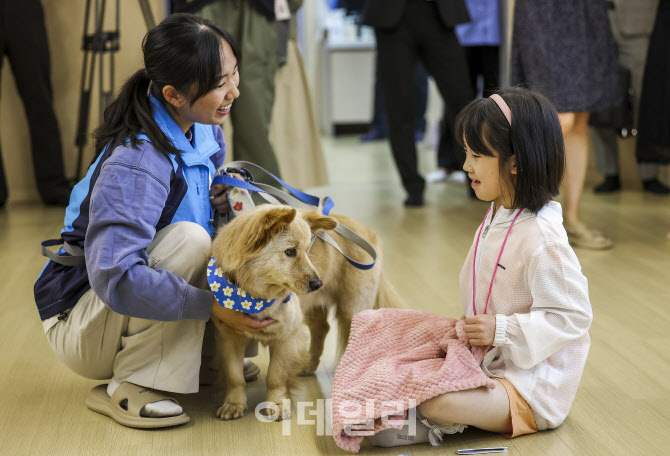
[5,0,70,205]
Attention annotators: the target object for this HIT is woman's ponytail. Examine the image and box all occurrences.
[92,13,241,159]
[92,68,181,158]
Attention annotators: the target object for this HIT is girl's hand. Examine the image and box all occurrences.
[211,297,274,333]
[209,173,243,215]
[464,314,496,346]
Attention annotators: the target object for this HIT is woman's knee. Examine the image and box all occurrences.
[148,222,212,280]
[160,222,212,257]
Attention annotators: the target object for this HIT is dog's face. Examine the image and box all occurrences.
[212,205,338,299]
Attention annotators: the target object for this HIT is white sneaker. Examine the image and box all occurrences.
[426,169,448,183]
[367,408,467,447]
[366,418,431,447]
[446,171,467,183]
[419,417,467,445]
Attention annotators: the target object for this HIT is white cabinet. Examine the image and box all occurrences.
[320,26,376,134]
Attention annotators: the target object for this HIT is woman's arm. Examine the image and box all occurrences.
[85,147,213,322]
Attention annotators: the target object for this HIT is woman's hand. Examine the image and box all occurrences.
[209,173,243,215]
[210,297,274,333]
[464,314,496,346]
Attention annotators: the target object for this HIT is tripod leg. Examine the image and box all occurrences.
[74,0,105,180]
[138,0,155,30]
[75,50,95,181]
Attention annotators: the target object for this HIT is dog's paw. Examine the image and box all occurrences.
[216,402,246,420]
[259,401,291,421]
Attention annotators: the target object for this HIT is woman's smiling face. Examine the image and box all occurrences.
[168,38,240,132]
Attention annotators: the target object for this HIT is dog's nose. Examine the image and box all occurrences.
[309,278,323,292]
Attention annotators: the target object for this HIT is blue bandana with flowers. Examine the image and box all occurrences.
[207,257,290,314]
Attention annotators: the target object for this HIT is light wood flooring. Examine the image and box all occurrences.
[1,136,669,455]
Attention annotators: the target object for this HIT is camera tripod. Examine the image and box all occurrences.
[73,0,156,181]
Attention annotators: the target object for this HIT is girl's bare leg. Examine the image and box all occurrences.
[417,379,512,434]
[367,379,512,447]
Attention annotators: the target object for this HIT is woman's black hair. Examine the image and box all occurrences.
[93,13,240,157]
[455,87,565,213]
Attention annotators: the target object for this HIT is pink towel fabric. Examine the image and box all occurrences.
[331,308,496,453]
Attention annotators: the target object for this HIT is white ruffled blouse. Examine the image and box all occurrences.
[459,201,593,430]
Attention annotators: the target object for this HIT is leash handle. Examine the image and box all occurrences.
[40,239,85,266]
[215,161,330,212]
[214,162,375,270]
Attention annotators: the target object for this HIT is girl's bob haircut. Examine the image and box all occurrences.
[455,87,565,213]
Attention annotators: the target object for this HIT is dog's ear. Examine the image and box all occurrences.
[247,206,297,253]
[302,210,338,233]
[212,206,296,271]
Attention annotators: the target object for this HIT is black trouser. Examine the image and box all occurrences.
[438,45,500,170]
[371,59,428,138]
[0,0,68,205]
[374,0,473,198]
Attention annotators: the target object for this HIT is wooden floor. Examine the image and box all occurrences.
[2,136,670,456]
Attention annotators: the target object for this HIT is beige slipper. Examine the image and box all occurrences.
[564,222,614,250]
[85,382,189,429]
[243,359,260,382]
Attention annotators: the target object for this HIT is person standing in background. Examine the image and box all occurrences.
[193,0,298,178]
[635,0,670,175]
[427,0,501,184]
[363,0,474,207]
[591,0,669,195]
[361,59,428,144]
[512,0,620,249]
[0,0,71,207]
[343,0,429,144]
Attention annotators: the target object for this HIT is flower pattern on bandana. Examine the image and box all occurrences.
[207,256,290,314]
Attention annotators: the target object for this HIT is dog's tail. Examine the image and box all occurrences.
[374,272,406,309]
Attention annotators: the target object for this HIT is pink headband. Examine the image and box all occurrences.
[490,94,512,126]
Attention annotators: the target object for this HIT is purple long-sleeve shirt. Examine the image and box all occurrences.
[35,95,225,322]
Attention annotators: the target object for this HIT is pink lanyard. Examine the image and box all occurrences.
[472,207,523,315]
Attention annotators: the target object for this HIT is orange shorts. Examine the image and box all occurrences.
[497,378,538,438]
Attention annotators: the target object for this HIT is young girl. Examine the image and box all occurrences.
[33,13,271,428]
[370,87,593,446]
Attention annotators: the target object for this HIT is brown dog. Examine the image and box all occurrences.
[210,205,337,420]
[298,211,404,375]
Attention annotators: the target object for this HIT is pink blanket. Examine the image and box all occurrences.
[331,308,496,452]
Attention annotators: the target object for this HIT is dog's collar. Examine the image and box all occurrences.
[207,256,291,314]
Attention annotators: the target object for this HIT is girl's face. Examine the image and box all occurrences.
[168,39,240,132]
[462,140,516,211]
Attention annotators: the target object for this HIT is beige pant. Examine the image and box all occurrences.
[45,222,212,394]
